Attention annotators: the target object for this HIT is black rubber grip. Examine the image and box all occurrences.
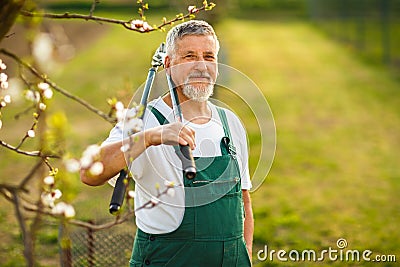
[178,145,196,179]
[109,170,128,215]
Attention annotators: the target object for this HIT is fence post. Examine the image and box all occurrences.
[59,222,72,267]
[87,220,95,267]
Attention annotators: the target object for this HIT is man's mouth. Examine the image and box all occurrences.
[187,73,213,84]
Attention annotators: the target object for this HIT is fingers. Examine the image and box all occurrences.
[146,122,196,149]
[176,123,196,149]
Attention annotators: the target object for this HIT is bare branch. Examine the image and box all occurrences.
[89,0,100,17]
[0,48,116,124]
[19,2,215,33]
[0,139,60,158]
[15,110,42,150]
[14,104,36,120]
[12,191,35,266]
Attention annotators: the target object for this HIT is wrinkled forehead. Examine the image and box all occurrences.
[174,35,218,54]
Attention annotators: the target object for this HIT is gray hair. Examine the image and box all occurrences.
[165,20,220,57]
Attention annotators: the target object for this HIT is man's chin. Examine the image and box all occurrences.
[182,84,214,102]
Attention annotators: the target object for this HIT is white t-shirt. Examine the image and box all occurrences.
[103,97,251,234]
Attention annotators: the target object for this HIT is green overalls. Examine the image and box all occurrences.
[129,106,251,267]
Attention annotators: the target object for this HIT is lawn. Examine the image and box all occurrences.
[1,13,399,266]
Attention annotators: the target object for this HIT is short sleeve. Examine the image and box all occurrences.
[102,121,123,146]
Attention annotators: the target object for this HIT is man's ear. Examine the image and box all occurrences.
[164,55,171,75]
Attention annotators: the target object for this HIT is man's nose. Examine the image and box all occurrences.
[193,60,208,71]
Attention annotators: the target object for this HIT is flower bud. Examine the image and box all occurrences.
[89,161,104,176]
[52,189,62,199]
[128,190,136,199]
[39,103,47,110]
[167,187,175,197]
[27,130,35,138]
[38,82,50,90]
[43,88,53,99]
[43,175,55,186]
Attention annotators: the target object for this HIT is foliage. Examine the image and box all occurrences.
[0,1,215,266]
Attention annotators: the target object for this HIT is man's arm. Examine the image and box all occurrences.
[80,122,195,186]
[243,189,254,261]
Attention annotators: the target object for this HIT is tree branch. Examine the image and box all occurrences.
[0,139,59,158]
[89,0,100,17]
[0,48,116,124]
[19,2,215,33]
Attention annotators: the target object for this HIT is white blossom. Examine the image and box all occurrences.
[80,144,102,169]
[167,188,175,197]
[0,73,7,82]
[128,190,136,199]
[116,109,127,122]
[43,175,55,186]
[130,20,144,29]
[115,101,124,111]
[0,59,6,70]
[188,5,199,13]
[150,197,160,205]
[164,180,175,188]
[64,158,80,173]
[83,144,101,158]
[1,81,8,89]
[142,21,153,31]
[7,78,23,103]
[27,130,35,137]
[38,82,50,90]
[25,90,35,101]
[3,95,11,103]
[0,72,8,89]
[120,143,130,153]
[79,155,93,169]
[39,103,47,110]
[25,90,40,103]
[43,88,53,99]
[53,189,62,199]
[125,118,143,136]
[89,161,104,176]
[32,33,54,72]
[0,101,5,107]
[52,202,76,218]
[41,192,55,207]
[63,204,76,218]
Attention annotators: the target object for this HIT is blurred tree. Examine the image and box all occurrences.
[0,0,26,42]
[0,1,216,266]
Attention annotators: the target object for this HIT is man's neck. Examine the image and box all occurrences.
[162,89,211,125]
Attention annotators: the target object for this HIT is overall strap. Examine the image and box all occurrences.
[216,107,237,155]
[148,106,182,154]
[148,105,169,125]
[216,107,231,140]
[149,105,237,154]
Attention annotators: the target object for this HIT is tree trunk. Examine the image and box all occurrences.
[0,0,26,42]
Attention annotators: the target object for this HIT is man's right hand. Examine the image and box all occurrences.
[144,122,196,150]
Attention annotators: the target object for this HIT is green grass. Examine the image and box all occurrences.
[311,18,400,78]
[217,20,400,266]
[1,15,400,266]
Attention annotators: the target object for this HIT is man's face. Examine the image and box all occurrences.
[166,35,218,102]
